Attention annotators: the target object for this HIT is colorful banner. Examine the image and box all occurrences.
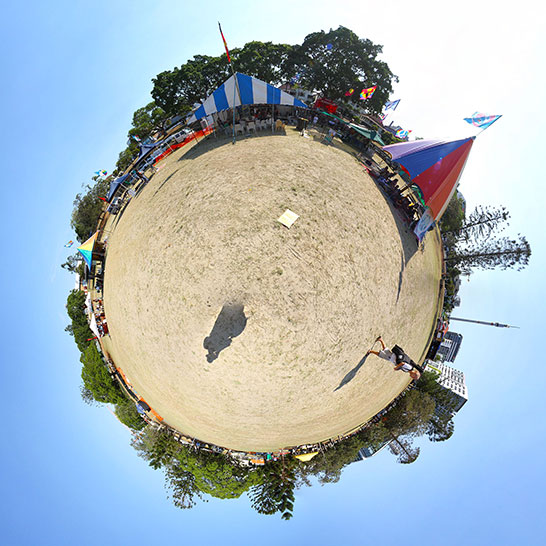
[218,22,231,63]
[384,99,400,111]
[64,240,73,248]
[463,112,502,130]
[359,86,377,100]
[345,88,355,96]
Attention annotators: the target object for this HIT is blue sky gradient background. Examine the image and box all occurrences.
[1,1,545,544]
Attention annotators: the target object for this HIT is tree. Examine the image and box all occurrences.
[172,448,259,500]
[129,101,169,141]
[249,458,297,520]
[444,205,510,241]
[440,194,466,235]
[151,28,397,117]
[285,26,398,114]
[61,253,84,276]
[232,41,293,85]
[446,234,531,274]
[115,399,146,431]
[80,343,125,405]
[388,434,420,464]
[165,462,203,509]
[80,384,97,406]
[70,176,109,242]
[66,290,94,352]
[152,55,229,116]
[384,389,436,438]
[416,371,458,442]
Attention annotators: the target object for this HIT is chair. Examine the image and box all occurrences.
[247,121,256,135]
[234,123,245,136]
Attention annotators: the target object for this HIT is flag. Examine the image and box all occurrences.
[345,88,355,96]
[464,112,502,130]
[396,129,412,139]
[64,240,73,248]
[326,43,333,50]
[384,99,400,111]
[359,86,377,100]
[94,169,108,177]
[218,22,231,63]
[132,135,141,142]
[99,197,108,202]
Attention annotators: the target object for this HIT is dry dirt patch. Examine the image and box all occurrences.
[103,131,441,451]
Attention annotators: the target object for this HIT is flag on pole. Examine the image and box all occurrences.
[218,22,231,63]
[64,240,74,248]
[464,112,502,130]
[384,99,400,111]
[359,86,377,100]
[345,88,355,96]
[94,170,107,177]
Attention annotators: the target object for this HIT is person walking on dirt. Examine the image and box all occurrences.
[367,336,423,380]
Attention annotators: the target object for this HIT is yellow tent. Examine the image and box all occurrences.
[294,452,319,462]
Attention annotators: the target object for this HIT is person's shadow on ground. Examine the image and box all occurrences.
[334,353,370,391]
[203,303,247,363]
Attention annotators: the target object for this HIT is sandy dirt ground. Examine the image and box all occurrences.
[103,128,442,451]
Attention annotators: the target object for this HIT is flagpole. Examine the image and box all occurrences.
[218,22,242,145]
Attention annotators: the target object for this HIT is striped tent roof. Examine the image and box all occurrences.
[186,72,307,124]
[383,137,475,220]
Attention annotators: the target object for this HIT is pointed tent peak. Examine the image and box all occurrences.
[186,72,308,124]
[77,231,99,270]
[383,136,475,221]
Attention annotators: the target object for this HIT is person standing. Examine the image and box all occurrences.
[367,336,423,380]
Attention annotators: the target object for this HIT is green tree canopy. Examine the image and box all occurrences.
[65,289,94,352]
[250,458,297,520]
[151,27,397,117]
[80,343,125,405]
[70,176,109,242]
[447,234,531,274]
[115,399,146,431]
[286,26,398,114]
[384,389,436,438]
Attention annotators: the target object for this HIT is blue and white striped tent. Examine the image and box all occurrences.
[186,72,307,124]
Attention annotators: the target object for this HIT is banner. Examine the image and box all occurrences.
[413,207,435,241]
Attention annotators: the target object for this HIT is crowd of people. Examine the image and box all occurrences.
[93,298,109,337]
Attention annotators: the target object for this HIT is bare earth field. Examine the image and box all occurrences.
[103,129,441,451]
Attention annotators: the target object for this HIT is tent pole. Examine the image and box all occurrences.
[232,82,236,144]
[272,103,274,134]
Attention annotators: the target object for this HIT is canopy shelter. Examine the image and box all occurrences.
[136,142,158,164]
[294,452,319,462]
[77,231,99,270]
[85,293,93,315]
[186,72,307,124]
[89,313,100,338]
[106,174,130,202]
[383,137,475,221]
[348,123,386,145]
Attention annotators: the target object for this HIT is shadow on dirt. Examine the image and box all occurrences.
[203,303,247,363]
[334,353,370,391]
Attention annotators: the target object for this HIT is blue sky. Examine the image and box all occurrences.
[1,1,545,544]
